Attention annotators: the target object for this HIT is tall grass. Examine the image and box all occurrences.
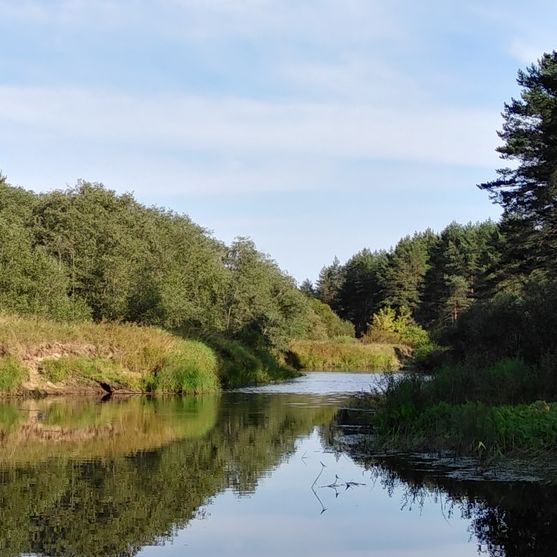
[0,315,219,394]
[0,357,27,393]
[375,358,557,455]
[289,339,401,371]
[377,400,557,454]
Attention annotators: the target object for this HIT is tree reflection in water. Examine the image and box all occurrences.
[325,418,557,557]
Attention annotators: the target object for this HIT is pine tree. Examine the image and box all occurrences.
[479,51,557,276]
[315,257,344,311]
[382,230,437,314]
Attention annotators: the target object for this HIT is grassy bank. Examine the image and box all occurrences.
[374,358,557,456]
[378,399,557,454]
[0,315,220,395]
[289,339,403,371]
[209,337,299,388]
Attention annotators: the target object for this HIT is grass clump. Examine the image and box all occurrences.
[0,356,27,393]
[147,340,219,394]
[377,400,557,454]
[289,339,400,371]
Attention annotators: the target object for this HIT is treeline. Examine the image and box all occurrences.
[310,51,557,378]
[0,178,352,356]
[367,51,557,458]
[305,220,500,337]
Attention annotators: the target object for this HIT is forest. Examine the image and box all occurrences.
[0,174,357,393]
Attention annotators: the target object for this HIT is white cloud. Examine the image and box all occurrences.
[278,58,427,104]
[0,85,500,177]
[509,39,554,65]
[0,0,407,44]
[469,2,557,64]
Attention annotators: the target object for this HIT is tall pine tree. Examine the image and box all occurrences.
[479,51,557,276]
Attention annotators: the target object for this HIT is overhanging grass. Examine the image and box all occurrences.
[208,337,299,388]
[377,400,557,454]
[374,358,557,456]
[0,315,220,395]
[289,339,401,371]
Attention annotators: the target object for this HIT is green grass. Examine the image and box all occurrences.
[0,315,220,395]
[0,315,304,395]
[146,340,219,393]
[0,356,27,393]
[289,339,401,371]
[377,400,557,454]
[374,358,557,456]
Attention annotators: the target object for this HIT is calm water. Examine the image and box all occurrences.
[0,373,553,557]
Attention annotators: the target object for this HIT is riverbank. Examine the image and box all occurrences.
[288,339,407,371]
[0,316,223,395]
[343,358,557,462]
[329,404,557,485]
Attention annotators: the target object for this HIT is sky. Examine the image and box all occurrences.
[1,1,556,282]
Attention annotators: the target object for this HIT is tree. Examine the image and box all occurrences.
[419,222,500,327]
[382,230,437,314]
[315,257,344,311]
[479,51,557,276]
[299,279,316,298]
[337,249,388,336]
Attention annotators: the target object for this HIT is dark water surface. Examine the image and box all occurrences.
[0,373,553,556]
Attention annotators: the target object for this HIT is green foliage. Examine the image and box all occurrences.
[336,249,388,336]
[0,356,26,393]
[419,221,500,328]
[149,340,219,394]
[303,298,355,341]
[375,354,557,455]
[313,221,500,338]
[0,316,221,395]
[0,179,322,363]
[364,306,430,348]
[0,183,90,321]
[479,51,557,278]
[446,276,557,374]
[207,336,298,388]
[315,256,344,311]
[382,230,437,312]
[379,398,557,454]
[222,238,309,352]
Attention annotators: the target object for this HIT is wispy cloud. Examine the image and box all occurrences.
[0,0,407,43]
[0,85,500,184]
[469,1,557,64]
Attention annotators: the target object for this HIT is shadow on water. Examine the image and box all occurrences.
[0,380,555,557]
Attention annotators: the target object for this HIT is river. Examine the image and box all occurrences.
[0,372,553,556]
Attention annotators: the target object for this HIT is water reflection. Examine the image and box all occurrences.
[0,374,553,557]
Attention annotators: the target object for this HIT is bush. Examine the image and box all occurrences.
[364,306,430,349]
[0,357,26,393]
[207,336,298,388]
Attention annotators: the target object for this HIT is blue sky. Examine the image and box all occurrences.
[1,1,556,282]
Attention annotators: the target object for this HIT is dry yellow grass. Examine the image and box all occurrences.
[289,339,403,371]
[0,315,220,395]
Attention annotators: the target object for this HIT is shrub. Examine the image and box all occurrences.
[364,306,430,349]
[0,357,26,393]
